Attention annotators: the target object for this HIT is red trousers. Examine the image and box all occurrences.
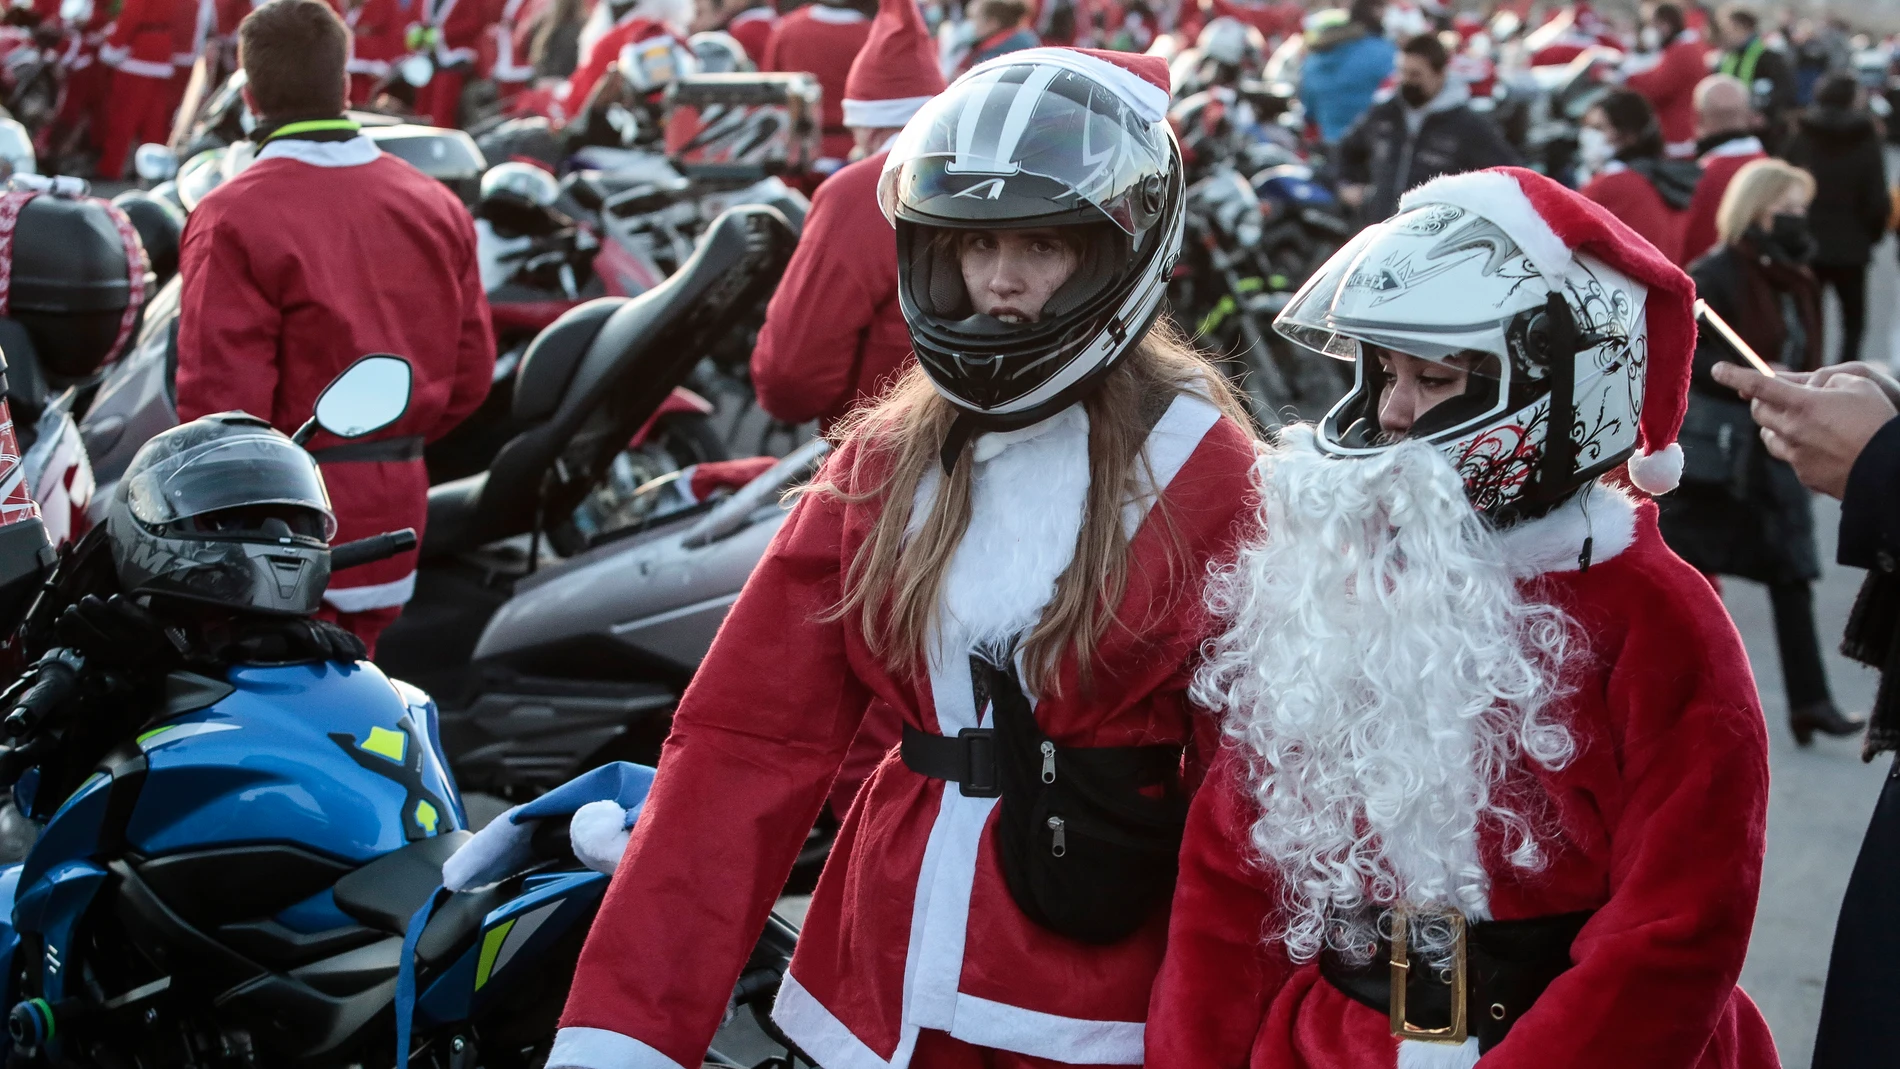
[414,69,466,128]
[317,603,404,659]
[911,1030,1125,1068]
[96,68,175,179]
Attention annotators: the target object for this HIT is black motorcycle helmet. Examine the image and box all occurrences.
[109,189,185,286]
[878,50,1184,435]
[106,413,337,617]
[1,178,145,382]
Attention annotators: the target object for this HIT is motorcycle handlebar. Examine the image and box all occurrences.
[4,647,82,739]
[329,529,419,572]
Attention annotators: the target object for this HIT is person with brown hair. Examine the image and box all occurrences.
[174,0,495,654]
[552,49,1260,1069]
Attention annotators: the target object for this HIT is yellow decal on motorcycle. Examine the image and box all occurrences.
[416,800,440,835]
[475,918,517,991]
[329,718,454,841]
[360,726,407,763]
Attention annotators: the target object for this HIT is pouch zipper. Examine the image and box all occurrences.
[1040,740,1056,784]
[1048,815,1066,857]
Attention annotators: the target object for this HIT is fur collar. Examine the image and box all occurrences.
[1493,481,1638,578]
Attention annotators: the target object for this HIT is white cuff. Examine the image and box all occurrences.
[546,1027,689,1069]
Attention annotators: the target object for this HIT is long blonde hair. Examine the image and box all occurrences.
[1716,158,1815,247]
[808,318,1253,694]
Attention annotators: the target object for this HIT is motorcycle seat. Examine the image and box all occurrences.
[331,831,515,964]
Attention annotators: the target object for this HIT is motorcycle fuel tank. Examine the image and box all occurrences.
[125,662,466,864]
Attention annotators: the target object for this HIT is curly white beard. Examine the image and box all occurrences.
[1191,426,1576,966]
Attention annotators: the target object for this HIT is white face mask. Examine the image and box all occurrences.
[1639,25,1660,50]
[1576,125,1614,176]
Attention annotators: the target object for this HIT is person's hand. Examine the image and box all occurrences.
[1338,183,1367,209]
[1713,361,1900,498]
[1790,361,1900,409]
[54,595,186,677]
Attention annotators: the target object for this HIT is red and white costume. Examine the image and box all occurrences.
[1145,167,1777,1069]
[552,395,1260,1069]
[349,0,417,103]
[1678,134,1765,266]
[1579,161,1683,263]
[562,16,682,118]
[763,2,872,168]
[483,0,541,95]
[723,4,777,67]
[175,133,495,651]
[96,0,194,179]
[412,0,494,128]
[1623,29,1706,158]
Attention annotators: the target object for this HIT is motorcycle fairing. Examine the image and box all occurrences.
[9,858,107,1062]
[416,869,608,1025]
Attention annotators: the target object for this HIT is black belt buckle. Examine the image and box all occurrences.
[957,728,999,798]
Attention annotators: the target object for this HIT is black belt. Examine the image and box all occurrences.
[1319,908,1591,1052]
[901,724,999,798]
[309,435,426,464]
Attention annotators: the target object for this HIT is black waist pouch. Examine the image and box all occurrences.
[980,658,1189,945]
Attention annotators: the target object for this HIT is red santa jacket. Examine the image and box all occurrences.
[101,0,191,79]
[724,4,776,66]
[1679,135,1764,266]
[563,16,676,119]
[482,0,540,83]
[1580,164,1684,264]
[348,0,413,81]
[176,135,495,610]
[1145,490,1778,1069]
[751,151,912,431]
[763,4,870,164]
[552,393,1257,1069]
[1624,31,1707,156]
[420,0,492,66]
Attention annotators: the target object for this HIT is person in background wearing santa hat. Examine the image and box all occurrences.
[551,47,1262,1069]
[1624,3,1706,159]
[1679,74,1764,265]
[747,0,941,827]
[689,0,775,67]
[559,0,690,121]
[764,0,872,171]
[95,0,194,179]
[1146,166,1779,1069]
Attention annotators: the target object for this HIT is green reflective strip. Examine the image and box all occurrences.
[1719,38,1765,84]
[136,725,175,745]
[30,998,52,1041]
[474,918,517,991]
[264,119,362,142]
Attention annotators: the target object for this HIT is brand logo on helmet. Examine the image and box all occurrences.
[954,178,1007,200]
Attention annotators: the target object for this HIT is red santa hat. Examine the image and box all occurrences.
[842,0,945,130]
[1398,166,1693,495]
[962,46,1172,122]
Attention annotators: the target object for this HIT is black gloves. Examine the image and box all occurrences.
[216,618,368,666]
[54,595,187,678]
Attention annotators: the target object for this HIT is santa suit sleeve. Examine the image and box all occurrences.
[554,467,874,1069]
[1479,582,1770,1069]
[1624,41,1701,122]
[1144,745,1290,1069]
[749,172,887,426]
[174,206,282,422]
[437,211,496,438]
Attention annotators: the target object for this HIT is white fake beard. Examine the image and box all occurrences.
[1191,426,1576,965]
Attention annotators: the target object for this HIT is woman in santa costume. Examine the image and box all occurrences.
[1146,166,1780,1069]
[551,48,1260,1069]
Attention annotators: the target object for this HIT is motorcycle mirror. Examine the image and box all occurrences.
[398,54,434,89]
[300,354,413,443]
[134,144,177,183]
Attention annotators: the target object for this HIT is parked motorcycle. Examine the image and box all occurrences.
[0,356,804,1069]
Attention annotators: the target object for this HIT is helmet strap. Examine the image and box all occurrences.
[1530,289,1580,512]
[940,412,980,476]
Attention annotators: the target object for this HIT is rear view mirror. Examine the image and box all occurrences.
[313,355,412,439]
[134,144,176,183]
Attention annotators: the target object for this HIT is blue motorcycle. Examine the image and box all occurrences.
[0,357,800,1068]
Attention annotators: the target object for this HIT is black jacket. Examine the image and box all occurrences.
[1783,106,1890,266]
[1335,81,1521,224]
[1655,244,1822,585]
[1717,37,1796,141]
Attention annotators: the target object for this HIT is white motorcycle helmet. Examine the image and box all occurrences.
[1275,190,1651,522]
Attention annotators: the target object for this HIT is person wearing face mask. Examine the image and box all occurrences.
[1578,89,1699,262]
[1658,158,1864,746]
[552,47,1263,1069]
[1782,72,1890,365]
[1335,31,1519,225]
[1624,2,1706,159]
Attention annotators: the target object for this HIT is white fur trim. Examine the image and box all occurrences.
[546,1027,687,1069]
[947,992,1142,1063]
[843,95,934,129]
[1398,170,1574,286]
[569,799,635,875]
[1626,442,1683,495]
[1700,135,1763,161]
[961,46,1169,123]
[441,803,533,890]
[98,42,128,65]
[321,569,416,611]
[113,55,177,78]
[346,57,392,75]
[1493,481,1638,578]
[772,973,915,1069]
[806,4,866,22]
[1398,1038,1482,1069]
[256,134,382,169]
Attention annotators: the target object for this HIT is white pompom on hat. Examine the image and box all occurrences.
[1398,167,1695,495]
[842,0,945,130]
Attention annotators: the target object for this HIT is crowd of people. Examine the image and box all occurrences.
[16,0,1900,1063]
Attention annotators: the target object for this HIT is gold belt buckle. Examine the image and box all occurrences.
[1388,906,1468,1045]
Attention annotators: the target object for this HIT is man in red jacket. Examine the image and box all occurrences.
[1625,2,1706,158]
[95,0,194,179]
[764,0,872,171]
[175,0,495,653]
[411,0,494,127]
[1679,72,1764,264]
